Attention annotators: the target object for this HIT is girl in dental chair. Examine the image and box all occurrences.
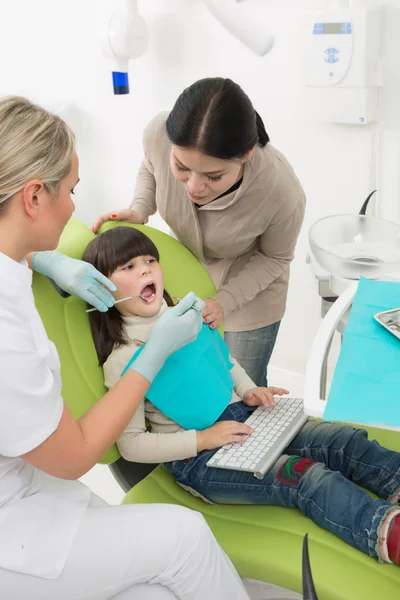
[84,226,400,567]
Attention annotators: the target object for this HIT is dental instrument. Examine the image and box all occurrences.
[170,294,203,312]
[374,307,400,341]
[86,293,203,314]
[86,295,147,313]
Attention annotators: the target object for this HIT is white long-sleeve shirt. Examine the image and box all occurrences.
[103,302,256,464]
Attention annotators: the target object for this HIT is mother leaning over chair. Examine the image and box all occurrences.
[92,77,306,387]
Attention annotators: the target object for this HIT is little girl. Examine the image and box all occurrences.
[83,226,400,566]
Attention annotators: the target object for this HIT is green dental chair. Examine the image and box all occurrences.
[32,217,400,600]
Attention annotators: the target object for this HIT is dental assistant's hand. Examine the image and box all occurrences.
[31,251,117,312]
[243,387,289,408]
[203,298,224,329]
[196,420,254,452]
[91,209,146,233]
[127,292,205,384]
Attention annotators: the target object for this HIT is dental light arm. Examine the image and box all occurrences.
[204,0,275,56]
[105,0,149,94]
[105,0,273,95]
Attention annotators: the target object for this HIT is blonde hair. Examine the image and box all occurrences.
[0,96,75,214]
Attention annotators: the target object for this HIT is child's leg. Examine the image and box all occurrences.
[286,420,400,503]
[166,452,400,562]
[213,402,400,502]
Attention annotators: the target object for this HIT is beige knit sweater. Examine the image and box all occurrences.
[130,112,306,332]
[103,303,256,464]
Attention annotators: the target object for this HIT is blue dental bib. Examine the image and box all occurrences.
[122,325,234,431]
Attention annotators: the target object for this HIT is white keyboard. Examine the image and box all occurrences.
[206,397,307,479]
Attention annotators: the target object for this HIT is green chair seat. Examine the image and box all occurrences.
[32,218,400,600]
[124,430,400,600]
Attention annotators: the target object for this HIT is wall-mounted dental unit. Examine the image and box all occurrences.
[305,0,382,124]
[103,0,148,95]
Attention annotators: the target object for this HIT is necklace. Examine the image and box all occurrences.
[130,337,146,347]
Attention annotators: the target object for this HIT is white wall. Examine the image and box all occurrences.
[1,0,400,378]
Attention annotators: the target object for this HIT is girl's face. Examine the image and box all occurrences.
[170,146,247,205]
[109,254,164,317]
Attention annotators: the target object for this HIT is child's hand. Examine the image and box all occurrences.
[243,387,289,408]
[196,421,253,452]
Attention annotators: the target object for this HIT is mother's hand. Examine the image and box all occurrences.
[91,209,146,233]
[203,298,224,329]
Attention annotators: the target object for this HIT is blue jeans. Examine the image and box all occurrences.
[225,322,280,387]
[165,402,400,561]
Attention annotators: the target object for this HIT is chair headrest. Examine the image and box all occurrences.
[32,217,218,465]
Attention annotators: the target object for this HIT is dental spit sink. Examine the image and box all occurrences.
[309,214,400,280]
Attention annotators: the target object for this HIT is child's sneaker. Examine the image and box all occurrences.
[388,513,400,565]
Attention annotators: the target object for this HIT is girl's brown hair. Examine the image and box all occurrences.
[83,226,172,365]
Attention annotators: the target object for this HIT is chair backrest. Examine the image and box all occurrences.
[32,218,217,463]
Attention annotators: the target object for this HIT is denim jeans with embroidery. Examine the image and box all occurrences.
[164,401,400,560]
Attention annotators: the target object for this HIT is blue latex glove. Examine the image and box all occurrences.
[126,292,205,383]
[32,251,117,312]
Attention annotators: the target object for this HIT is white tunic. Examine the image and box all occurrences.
[0,252,91,579]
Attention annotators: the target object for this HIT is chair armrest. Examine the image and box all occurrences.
[304,282,358,418]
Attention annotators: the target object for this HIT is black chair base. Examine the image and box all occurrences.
[109,457,158,493]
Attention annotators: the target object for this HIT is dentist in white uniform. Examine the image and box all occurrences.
[0,96,250,600]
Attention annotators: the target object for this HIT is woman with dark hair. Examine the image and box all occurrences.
[92,77,306,386]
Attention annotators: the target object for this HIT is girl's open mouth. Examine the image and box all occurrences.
[140,282,157,304]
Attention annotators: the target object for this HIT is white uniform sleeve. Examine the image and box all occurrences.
[0,309,63,458]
